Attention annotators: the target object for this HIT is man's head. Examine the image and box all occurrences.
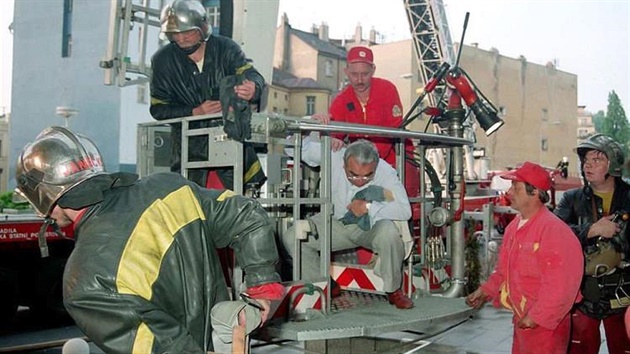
[343,140,379,187]
[160,0,211,54]
[344,46,375,95]
[576,134,625,185]
[15,127,106,217]
[500,162,551,214]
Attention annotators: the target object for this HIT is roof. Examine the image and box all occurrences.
[291,28,347,59]
[272,68,328,90]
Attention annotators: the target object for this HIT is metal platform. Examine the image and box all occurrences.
[264,293,474,342]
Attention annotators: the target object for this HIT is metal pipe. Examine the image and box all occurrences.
[440,109,466,298]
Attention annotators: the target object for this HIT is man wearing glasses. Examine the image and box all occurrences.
[282,138,414,309]
[555,134,630,354]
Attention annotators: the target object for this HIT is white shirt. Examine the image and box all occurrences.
[300,138,411,225]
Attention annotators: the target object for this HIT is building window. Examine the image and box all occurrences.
[274,92,278,99]
[62,0,73,57]
[541,138,548,151]
[306,96,316,115]
[541,108,548,122]
[325,60,333,77]
[273,107,278,113]
[283,108,288,115]
[207,6,220,28]
[285,94,288,101]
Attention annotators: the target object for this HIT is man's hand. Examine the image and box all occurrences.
[516,314,538,329]
[192,100,222,115]
[347,199,370,217]
[312,112,331,125]
[235,79,256,101]
[311,113,345,151]
[587,215,621,239]
[465,288,488,309]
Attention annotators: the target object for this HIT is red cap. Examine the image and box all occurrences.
[500,161,552,191]
[347,46,374,65]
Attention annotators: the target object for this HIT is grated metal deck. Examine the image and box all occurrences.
[263,292,475,341]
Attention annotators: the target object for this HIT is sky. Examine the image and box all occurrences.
[276,0,629,114]
[0,0,628,115]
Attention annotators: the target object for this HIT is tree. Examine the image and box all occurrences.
[592,110,605,133]
[600,90,630,158]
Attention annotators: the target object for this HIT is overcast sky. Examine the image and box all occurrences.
[277,0,629,114]
[1,0,628,115]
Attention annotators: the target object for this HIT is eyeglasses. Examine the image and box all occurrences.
[583,157,608,167]
[346,175,374,182]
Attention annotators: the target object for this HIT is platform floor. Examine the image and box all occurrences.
[1,304,614,353]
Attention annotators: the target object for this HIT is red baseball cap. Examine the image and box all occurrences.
[500,161,552,191]
[347,46,374,65]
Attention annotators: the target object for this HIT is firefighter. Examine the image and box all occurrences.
[312,46,419,197]
[150,0,266,190]
[554,134,630,354]
[466,162,584,354]
[15,126,283,354]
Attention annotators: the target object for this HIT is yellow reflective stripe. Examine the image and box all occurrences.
[132,323,154,353]
[150,97,168,105]
[116,186,205,300]
[235,63,253,76]
[217,189,235,201]
[244,159,261,183]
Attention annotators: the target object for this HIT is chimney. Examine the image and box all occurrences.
[369,28,376,43]
[311,24,318,35]
[354,23,362,43]
[319,22,329,41]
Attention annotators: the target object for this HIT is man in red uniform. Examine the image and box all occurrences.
[313,46,418,197]
[466,162,584,354]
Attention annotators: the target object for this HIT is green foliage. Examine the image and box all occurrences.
[600,91,630,159]
[0,191,31,211]
[592,110,605,133]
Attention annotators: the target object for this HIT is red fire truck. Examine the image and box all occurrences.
[0,210,74,321]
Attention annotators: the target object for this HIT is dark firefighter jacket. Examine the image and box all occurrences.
[554,178,630,319]
[62,172,280,354]
[149,35,266,189]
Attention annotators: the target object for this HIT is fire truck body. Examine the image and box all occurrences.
[0,213,74,321]
[137,113,477,340]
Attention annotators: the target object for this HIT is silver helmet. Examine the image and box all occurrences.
[160,0,212,42]
[576,134,626,177]
[15,127,106,217]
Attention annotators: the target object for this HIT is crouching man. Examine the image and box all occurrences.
[282,138,413,309]
[15,126,283,353]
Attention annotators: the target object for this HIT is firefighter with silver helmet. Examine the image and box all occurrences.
[555,133,630,353]
[150,0,266,190]
[15,126,283,354]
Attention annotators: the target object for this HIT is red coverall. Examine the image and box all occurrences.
[329,77,419,197]
[481,207,584,354]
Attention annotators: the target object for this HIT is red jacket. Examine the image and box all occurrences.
[329,78,406,166]
[481,207,584,330]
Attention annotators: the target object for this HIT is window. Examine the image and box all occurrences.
[541,108,548,122]
[283,108,288,115]
[207,6,220,28]
[285,94,288,101]
[541,138,548,151]
[273,107,278,113]
[62,0,73,57]
[274,92,278,99]
[306,96,316,115]
[325,60,333,77]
